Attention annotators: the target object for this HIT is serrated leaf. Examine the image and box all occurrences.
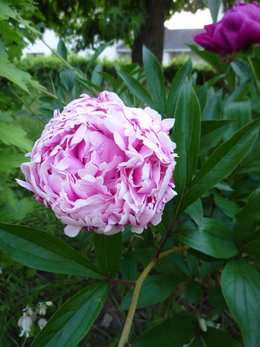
[177,218,238,259]
[94,232,122,277]
[0,2,17,19]
[0,121,32,151]
[0,198,36,222]
[0,223,101,278]
[31,283,107,347]
[221,261,260,347]
[180,119,259,212]
[143,46,166,114]
[0,149,26,172]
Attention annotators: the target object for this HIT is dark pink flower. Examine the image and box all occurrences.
[17,92,177,237]
[194,2,260,55]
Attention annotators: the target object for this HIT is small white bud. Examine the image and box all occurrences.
[199,318,207,332]
[38,318,47,330]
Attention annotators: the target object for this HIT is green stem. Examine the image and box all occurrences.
[117,259,155,347]
[117,245,188,347]
[247,56,260,95]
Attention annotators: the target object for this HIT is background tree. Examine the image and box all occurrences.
[36,0,205,64]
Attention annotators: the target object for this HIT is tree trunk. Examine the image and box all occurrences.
[131,0,169,65]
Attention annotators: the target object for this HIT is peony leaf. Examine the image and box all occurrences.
[166,59,192,116]
[177,218,238,259]
[0,223,101,278]
[31,283,108,347]
[143,46,166,114]
[121,274,181,310]
[234,187,260,245]
[180,119,259,212]
[116,67,155,108]
[133,314,198,347]
[221,261,260,347]
[172,80,201,200]
[56,39,67,61]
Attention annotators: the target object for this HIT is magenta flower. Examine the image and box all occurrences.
[17,92,176,237]
[194,2,260,55]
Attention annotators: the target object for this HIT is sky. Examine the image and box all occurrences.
[165,9,212,29]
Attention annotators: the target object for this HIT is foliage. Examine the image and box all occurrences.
[35,0,204,51]
[1,12,260,347]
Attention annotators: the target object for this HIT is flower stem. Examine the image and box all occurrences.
[117,245,188,347]
[117,258,156,347]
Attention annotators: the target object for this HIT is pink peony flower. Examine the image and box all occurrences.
[17,92,176,237]
[194,2,260,56]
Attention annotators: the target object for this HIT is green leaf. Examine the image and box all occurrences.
[206,0,221,22]
[116,68,155,108]
[201,327,241,347]
[31,283,107,347]
[180,119,259,212]
[189,44,228,74]
[213,193,240,218]
[0,198,36,222]
[0,43,32,92]
[224,101,252,133]
[121,274,180,310]
[243,238,260,258]
[143,46,166,114]
[133,314,198,347]
[57,39,67,61]
[91,64,103,86]
[201,120,233,137]
[166,59,192,116]
[184,198,203,226]
[0,149,25,172]
[234,187,260,245]
[239,158,260,174]
[94,232,122,277]
[173,80,201,199]
[0,121,33,151]
[0,2,18,20]
[185,281,202,304]
[0,223,101,278]
[177,218,238,259]
[221,261,260,347]
[86,40,113,72]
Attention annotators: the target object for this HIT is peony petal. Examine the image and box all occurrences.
[64,225,81,237]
